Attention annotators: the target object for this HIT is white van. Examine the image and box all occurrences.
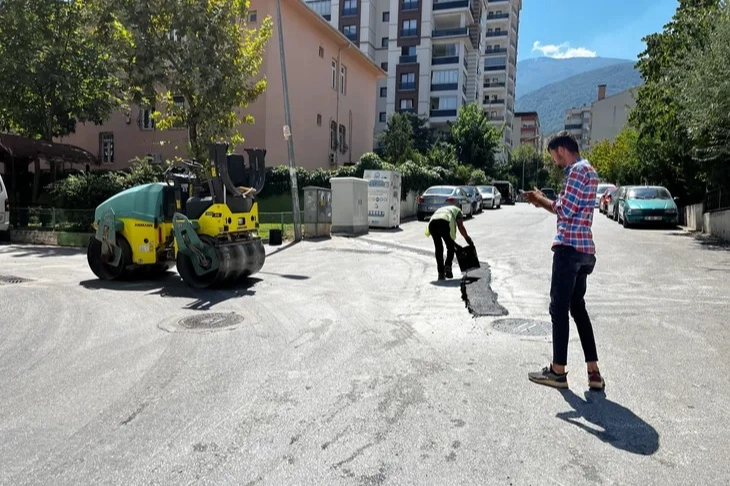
[0,173,9,232]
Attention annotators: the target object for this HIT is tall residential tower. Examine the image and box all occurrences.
[305,0,522,152]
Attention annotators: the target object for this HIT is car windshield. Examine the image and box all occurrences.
[424,187,454,196]
[478,186,493,193]
[628,187,672,200]
[461,187,474,195]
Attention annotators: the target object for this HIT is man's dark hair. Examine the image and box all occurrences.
[547,131,580,154]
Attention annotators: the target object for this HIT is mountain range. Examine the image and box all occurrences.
[514,57,645,134]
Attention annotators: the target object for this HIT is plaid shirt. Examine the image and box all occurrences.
[551,158,598,254]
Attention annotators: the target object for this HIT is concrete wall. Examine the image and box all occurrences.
[684,203,704,231]
[704,209,730,243]
[400,190,419,219]
[590,87,638,145]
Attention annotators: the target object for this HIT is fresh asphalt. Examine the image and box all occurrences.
[0,203,729,485]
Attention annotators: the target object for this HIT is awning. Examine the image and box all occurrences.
[0,133,97,165]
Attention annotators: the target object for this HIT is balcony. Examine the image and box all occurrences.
[399,82,416,91]
[484,47,507,55]
[401,28,418,37]
[487,12,509,20]
[485,30,508,37]
[484,64,506,71]
[488,0,508,3]
[399,55,418,64]
[431,109,458,117]
[432,27,469,38]
[397,107,416,114]
[432,55,459,65]
[565,124,583,130]
[483,81,505,88]
[344,32,357,42]
[342,7,357,16]
[485,98,505,105]
[431,83,459,92]
[489,115,505,121]
[433,0,470,11]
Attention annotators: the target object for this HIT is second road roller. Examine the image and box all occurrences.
[86,143,268,289]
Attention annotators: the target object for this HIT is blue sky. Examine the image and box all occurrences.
[517,0,679,62]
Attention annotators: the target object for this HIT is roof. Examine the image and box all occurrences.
[0,133,97,165]
[289,0,386,78]
[592,85,643,105]
[514,111,539,118]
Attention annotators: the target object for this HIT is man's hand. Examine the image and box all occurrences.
[525,187,556,214]
[465,236,474,247]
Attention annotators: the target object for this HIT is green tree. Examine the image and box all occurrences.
[673,2,730,187]
[448,102,502,176]
[377,112,415,165]
[0,0,128,201]
[510,144,544,191]
[426,141,458,171]
[114,0,273,163]
[402,112,435,154]
[629,0,721,199]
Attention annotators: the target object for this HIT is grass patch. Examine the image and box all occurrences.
[258,223,294,241]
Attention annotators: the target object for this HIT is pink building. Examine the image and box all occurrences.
[56,0,384,172]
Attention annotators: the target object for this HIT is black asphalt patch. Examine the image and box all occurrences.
[460,262,508,317]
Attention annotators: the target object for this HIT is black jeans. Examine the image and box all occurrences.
[550,245,598,366]
[429,219,456,274]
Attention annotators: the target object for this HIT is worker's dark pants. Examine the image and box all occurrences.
[550,245,599,366]
[429,219,456,274]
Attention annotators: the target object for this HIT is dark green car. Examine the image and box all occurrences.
[617,185,679,228]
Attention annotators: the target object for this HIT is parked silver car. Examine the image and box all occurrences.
[460,185,483,214]
[477,185,502,209]
[416,185,473,221]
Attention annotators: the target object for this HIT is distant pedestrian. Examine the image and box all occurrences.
[524,131,605,391]
[425,205,473,280]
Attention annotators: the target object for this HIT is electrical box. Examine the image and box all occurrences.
[303,186,332,238]
[363,169,402,229]
[329,177,369,236]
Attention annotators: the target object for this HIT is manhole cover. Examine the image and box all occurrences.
[492,318,552,336]
[178,312,244,330]
[0,275,32,285]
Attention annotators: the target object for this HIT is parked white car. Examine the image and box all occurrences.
[0,174,9,232]
[477,185,502,209]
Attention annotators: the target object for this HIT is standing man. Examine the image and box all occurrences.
[524,131,605,391]
[425,204,473,280]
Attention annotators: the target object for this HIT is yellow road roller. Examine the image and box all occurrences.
[86,143,267,288]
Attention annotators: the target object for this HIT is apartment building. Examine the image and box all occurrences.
[563,104,592,152]
[56,0,384,172]
[589,84,639,145]
[305,0,522,151]
[511,111,539,151]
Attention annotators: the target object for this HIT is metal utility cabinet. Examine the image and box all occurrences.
[303,186,332,238]
[329,177,369,236]
[363,169,402,229]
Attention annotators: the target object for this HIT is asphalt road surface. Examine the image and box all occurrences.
[1,203,729,486]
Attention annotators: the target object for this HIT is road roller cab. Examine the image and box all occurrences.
[87,143,268,289]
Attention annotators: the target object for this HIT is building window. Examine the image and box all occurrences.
[331,59,337,90]
[319,46,324,58]
[248,10,257,22]
[379,112,387,122]
[340,65,347,95]
[381,37,389,47]
[171,95,186,128]
[330,121,337,150]
[342,24,357,41]
[383,11,390,22]
[338,124,348,153]
[139,106,155,130]
[380,87,387,97]
[381,62,388,71]
[343,0,357,16]
[400,99,414,110]
[99,132,114,164]
[431,96,457,110]
[433,43,458,58]
[317,114,322,126]
[399,72,415,90]
[401,19,417,37]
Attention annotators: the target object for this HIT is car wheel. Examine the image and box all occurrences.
[417,212,425,221]
[622,213,631,228]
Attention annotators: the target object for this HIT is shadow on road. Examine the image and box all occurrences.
[79,273,262,311]
[0,244,84,258]
[557,389,659,456]
[430,279,461,287]
[669,231,730,252]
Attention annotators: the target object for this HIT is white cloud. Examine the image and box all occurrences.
[532,41,597,59]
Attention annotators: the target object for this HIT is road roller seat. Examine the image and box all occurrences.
[185,196,215,220]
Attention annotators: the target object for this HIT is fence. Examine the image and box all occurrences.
[705,188,730,213]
